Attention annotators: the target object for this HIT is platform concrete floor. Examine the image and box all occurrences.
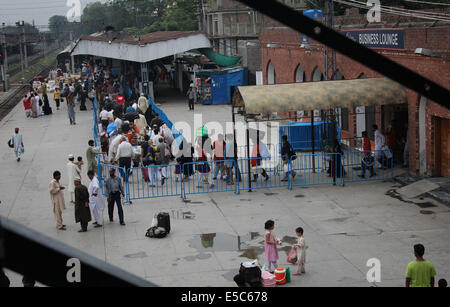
[1,92,449,287]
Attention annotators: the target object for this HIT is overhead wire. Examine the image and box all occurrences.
[346,0,450,17]
[334,0,450,22]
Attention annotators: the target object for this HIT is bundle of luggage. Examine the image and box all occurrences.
[233,260,262,287]
[145,212,171,239]
[233,260,291,287]
[262,267,290,287]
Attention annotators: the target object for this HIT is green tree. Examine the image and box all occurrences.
[80,2,110,34]
[161,0,199,31]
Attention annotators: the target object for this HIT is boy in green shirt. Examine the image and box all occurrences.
[405,244,436,287]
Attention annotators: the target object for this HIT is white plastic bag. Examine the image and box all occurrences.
[283,163,290,173]
[150,214,158,228]
[261,263,269,272]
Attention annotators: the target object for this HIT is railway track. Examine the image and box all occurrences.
[3,48,59,82]
[0,65,53,121]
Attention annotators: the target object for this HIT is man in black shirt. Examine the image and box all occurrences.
[281,135,296,181]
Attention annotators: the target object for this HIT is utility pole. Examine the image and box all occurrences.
[324,0,338,183]
[70,31,75,74]
[18,26,25,80]
[1,23,9,91]
[324,0,336,81]
[22,22,28,69]
[134,0,138,31]
[43,33,46,58]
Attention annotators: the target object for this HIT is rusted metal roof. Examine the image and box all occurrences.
[79,31,204,45]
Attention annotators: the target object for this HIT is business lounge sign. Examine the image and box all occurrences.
[341,29,405,50]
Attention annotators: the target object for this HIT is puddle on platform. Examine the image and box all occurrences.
[188,232,260,257]
[124,252,148,259]
[416,202,437,208]
[222,270,238,282]
[187,232,299,261]
[184,253,212,262]
[171,209,196,220]
[386,189,438,209]
[281,236,297,245]
[295,195,305,198]
[420,210,435,215]
[324,217,350,223]
[240,199,252,202]
[264,192,278,196]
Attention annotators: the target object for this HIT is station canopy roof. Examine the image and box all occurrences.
[71,31,211,63]
[233,78,407,115]
[57,42,77,57]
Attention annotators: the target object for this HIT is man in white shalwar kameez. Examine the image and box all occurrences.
[10,128,24,162]
[67,154,79,203]
[87,171,105,227]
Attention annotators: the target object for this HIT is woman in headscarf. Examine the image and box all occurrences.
[30,93,37,118]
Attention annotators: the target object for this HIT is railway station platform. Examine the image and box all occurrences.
[1,93,449,287]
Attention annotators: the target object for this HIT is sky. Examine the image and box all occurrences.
[0,0,108,30]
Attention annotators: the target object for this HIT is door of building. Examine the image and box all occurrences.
[434,117,450,178]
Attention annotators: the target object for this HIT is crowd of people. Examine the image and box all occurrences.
[91,66,245,188]
[22,72,96,125]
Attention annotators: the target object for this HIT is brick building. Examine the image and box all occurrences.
[259,9,450,178]
[198,0,307,84]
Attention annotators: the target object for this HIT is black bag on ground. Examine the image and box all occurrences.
[145,226,167,239]
[157,212,171,234]
[239,261,262,286]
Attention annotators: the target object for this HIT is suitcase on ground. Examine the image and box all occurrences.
[157,212,171,234]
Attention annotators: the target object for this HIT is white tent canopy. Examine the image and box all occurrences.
[71,31,211,63]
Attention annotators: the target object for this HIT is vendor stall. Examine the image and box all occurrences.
[196,67,248,105]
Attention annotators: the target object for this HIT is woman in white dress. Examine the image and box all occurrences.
[293,227,307,275]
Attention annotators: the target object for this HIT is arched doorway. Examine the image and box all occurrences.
[332,69,345,80]
[267,61,276,85]
[312,67,324,82]
[295,64,306,83]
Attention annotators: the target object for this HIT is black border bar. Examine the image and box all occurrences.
[237,0,449,109]
[0,217,155,287]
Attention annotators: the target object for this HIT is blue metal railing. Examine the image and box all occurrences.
[290,153,345,187]
[92,94,395,201]
[182,160,236,196]
[236,157,289,191]
[342,149,394,183]
[127,164,183,199]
